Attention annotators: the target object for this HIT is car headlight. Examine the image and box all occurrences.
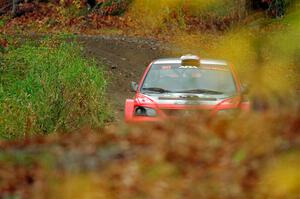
[134,106,157,117]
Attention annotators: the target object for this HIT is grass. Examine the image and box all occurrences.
[0,37,111,139]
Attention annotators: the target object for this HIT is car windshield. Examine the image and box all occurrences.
[141,63,237,95]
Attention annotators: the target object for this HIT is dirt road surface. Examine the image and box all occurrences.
[78,36,173,121]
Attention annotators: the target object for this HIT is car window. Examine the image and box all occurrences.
[141,63,237,94]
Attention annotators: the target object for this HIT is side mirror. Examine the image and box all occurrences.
[130,81,138,92]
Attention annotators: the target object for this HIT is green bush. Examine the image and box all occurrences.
[0,39,110,139]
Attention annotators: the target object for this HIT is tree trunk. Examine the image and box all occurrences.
[11,0,16,16]
[236,0,248,20]
[268,0,285,18]
[86,0,96,10]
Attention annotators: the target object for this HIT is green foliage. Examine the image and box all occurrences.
[0,20,4,29]
[0,16,10,29]
[0,38,110,139]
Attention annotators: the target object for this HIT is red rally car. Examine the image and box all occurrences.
[124,55,250,122]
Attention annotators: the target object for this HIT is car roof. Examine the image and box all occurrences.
[152,58,228,66]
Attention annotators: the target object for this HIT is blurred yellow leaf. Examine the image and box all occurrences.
[258,152,300,198]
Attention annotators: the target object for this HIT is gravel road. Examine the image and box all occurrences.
[78,35,174,121]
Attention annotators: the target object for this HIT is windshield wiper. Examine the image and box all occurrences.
[142,87,171,93]
[176,89,223,95]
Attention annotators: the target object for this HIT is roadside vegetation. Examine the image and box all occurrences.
[0,37,110,139]
[0,0,292,35]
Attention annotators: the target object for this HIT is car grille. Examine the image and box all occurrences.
[162,109,211,117]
